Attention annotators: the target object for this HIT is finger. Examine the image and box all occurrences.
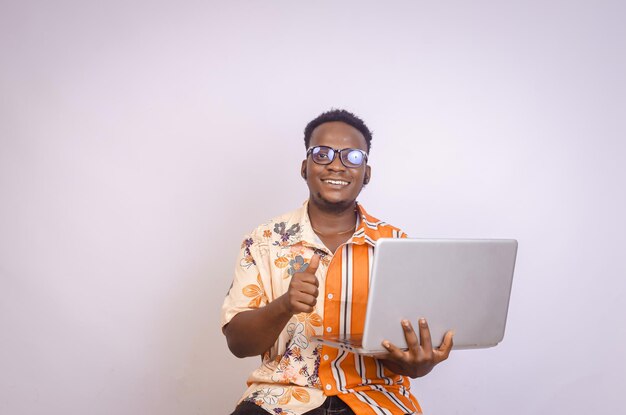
[296,293,317,308]
[401,320,420,352]
[297,286,318,300]
[418,318,433,352]
[294,302,316,313]
[435,330,454,362]
[292,279,318,297]
[305,254,321,274]
[298,298,317,309]
[381,340,407,362]
[294,272,319,288]
[287,296,314,314]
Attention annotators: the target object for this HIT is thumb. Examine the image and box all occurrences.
[305,254,321,274]
[437,330,454,360]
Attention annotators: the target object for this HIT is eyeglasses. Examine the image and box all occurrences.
[306,146,368,168]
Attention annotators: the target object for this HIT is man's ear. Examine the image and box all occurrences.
[363,165,371,184]
[301,160,307,180]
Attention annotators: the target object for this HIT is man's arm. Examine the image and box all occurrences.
[222,295,292,358]
[223,255,321,358]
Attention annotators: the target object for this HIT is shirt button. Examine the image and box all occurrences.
[325,384,332,391]
[326,327,332,333]
[323,355,329,361]
[327,293,333,300]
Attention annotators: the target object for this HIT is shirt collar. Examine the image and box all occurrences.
[351,202,385,247]
[293,200,384,251]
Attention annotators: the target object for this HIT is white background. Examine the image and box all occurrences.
[1,1,624,414]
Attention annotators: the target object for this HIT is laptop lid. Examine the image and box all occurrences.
[359,238,518,353]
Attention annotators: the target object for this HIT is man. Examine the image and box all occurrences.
[222,109,454,415]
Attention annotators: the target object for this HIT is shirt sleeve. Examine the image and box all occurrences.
[220,233,269,328]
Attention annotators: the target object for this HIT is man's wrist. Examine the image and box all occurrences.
[272,293,294,319]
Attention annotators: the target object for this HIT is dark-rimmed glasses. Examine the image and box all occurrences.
[306,146,368,168]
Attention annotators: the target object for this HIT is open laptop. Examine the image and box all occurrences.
[312,238,518,355]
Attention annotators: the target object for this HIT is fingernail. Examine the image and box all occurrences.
[419,318,426,325]
[383,341,390,348]
[402,320,410,328]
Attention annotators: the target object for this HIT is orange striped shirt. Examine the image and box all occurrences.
[222,201,421,415]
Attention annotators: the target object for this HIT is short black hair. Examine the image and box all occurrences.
[304,109,373,153]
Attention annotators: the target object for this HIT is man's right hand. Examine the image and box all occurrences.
[282,254,320,314]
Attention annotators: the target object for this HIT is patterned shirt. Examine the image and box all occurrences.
[221,201,421,415]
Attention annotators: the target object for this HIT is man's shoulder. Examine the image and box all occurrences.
[357,204,408,239]
[245,204,307,246]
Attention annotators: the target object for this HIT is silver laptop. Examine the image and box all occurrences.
[313,238,518,355]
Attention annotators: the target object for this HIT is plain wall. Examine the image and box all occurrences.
[1,1,624,414]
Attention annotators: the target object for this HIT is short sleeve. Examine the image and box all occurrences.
[220,234,269,328]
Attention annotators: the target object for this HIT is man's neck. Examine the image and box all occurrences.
[307,199,357,235]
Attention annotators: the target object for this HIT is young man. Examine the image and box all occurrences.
[222,110,453,415]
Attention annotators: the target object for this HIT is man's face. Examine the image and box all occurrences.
[301,121,371,213]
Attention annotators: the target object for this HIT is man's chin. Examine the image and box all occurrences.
[311,193,356,214]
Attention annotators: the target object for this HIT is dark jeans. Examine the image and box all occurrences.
[230,396,356,415]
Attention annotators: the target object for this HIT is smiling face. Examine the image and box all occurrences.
[301,121,371,213]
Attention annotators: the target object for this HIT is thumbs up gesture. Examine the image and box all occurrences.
[283,254,321,314]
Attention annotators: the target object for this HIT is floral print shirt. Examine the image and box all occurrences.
[221,201,421,415]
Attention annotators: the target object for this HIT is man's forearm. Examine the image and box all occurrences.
[223,295,293,358]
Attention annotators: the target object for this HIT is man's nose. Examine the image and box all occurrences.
[327,154,346,170]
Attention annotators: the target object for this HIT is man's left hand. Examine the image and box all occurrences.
[379,318,454,378]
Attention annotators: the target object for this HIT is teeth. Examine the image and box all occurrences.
[324,179,349,185]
